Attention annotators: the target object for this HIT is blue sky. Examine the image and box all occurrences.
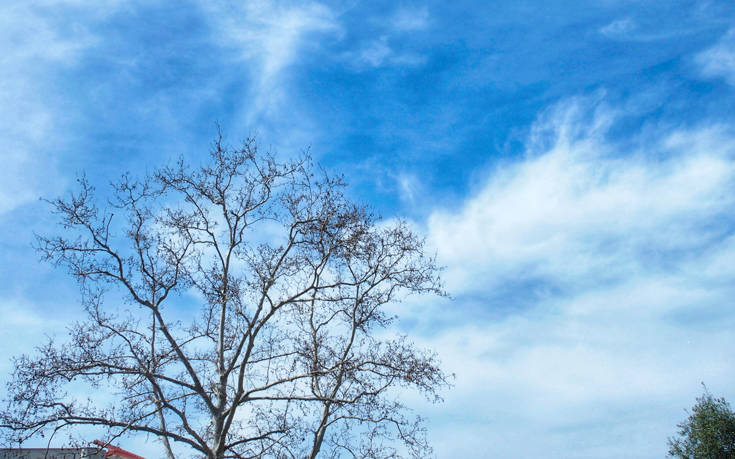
[2,0,735,457]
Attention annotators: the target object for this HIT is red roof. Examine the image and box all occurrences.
[93,440,146,459]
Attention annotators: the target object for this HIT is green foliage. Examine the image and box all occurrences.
[668,387,735,458]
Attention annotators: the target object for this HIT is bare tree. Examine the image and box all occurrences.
[0,137,449,458]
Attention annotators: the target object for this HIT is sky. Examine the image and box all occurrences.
[2,0,735,457]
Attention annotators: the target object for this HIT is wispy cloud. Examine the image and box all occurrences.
[395,171,422,204]
[697,27,735,86]
[600,18,637,39]
[598,15,710,42]
[351,36,426,69]
[409,97,735,457]
[200,0,339,124]
[344,6,431,70]
[0,2,117,214]
[357,36,393,67]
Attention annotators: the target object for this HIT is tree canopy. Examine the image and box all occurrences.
[668,387,735,459]
[0,137,449,458]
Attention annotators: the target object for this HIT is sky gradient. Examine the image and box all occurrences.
[2,1,735,457]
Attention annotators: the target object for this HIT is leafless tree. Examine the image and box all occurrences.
[0,137,449,458]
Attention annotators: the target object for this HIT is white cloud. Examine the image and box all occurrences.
[600,18,637,39]
[697,28,735,86]
[0,1,121,214]
[201,0,339,124]
[346,6,431,70]
[429,99,735,294]
[410,97,735,457]
[358,36,393,67]
[0,5,65,213]
[598,16,700,43]
[350,36,426,69]
[395,171,422,204]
